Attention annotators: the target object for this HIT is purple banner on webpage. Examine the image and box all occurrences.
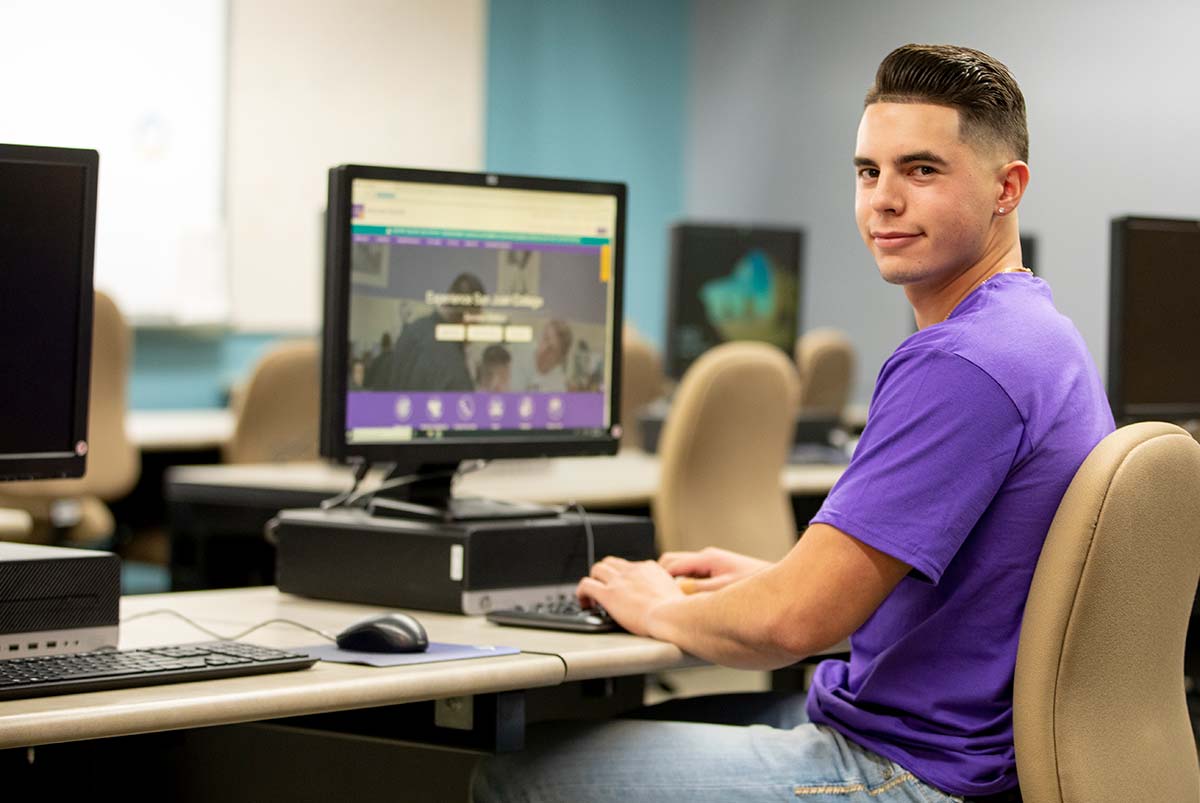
[347,391,606,434]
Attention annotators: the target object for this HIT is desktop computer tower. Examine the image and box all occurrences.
[272,508,656,614]
[0,543,120,657]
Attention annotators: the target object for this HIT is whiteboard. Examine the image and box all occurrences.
[0,0,228,324]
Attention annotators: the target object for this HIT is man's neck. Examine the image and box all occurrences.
[907,229,1025,329]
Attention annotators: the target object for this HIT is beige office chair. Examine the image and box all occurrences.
[654,341,800,560]
[222,339,320,464]
[1013,422,1200,803]
[794,328,855,419]
[0,291,140,545]
[620,325,666,451]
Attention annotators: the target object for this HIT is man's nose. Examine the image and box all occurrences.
[870,172,904,215]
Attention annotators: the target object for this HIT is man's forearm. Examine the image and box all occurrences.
[646,566,819,670]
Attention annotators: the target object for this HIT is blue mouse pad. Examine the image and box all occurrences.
[301,641,520,667]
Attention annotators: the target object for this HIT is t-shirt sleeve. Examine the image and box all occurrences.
[811,347,1025,584]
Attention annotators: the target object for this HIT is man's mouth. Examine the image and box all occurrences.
[871,231,923,249]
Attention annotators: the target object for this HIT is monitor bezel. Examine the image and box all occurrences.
[321,164,626,466]
[0,143,97,482]
[664,221,804,381]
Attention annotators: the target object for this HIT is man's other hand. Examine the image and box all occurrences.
[658,547,772,594]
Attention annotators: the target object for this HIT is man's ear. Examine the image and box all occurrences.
[996,160,1030,213]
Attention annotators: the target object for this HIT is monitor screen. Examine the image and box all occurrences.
[0,144,97,482]
[321,165,625,468]
[1108,216,1200,421]
[664,223,802,380]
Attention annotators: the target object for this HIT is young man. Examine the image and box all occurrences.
[473,44,1113,803]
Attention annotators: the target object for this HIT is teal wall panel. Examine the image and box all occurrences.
[486,0,689,349]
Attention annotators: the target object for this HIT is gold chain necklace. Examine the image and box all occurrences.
[943,266,1033,322]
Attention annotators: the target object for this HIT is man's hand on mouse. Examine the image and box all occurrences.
[576,556,685,636]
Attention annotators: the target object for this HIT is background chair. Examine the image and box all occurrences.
[654,341,800,560]
[0,290,140,546]
[1014,421,1200,803]
[619,324,666,451]
[794,328,855,419]
[222,339,321,464]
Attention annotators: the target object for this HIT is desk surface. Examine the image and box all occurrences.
[127,409,235,452]
[167,452,845,510]
[0,587,692,750]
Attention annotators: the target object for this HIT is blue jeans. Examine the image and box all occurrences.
[472,692,963,802]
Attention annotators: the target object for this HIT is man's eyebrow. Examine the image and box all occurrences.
[896,150,948,166]
[853,156,877,167]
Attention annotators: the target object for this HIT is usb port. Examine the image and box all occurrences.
[6,645,16,652]
[27,643,37,650]
[46,641,57,648]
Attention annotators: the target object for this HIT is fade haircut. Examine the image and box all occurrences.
[865,44,1029,163]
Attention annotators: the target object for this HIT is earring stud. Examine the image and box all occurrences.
[997,207,1006,214]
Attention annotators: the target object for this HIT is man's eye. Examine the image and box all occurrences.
[913,165,937,176]
[857,168,879,180]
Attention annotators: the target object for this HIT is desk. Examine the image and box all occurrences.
[165,454,845,590]
[126,408,235,453]
[0,587,695,752]
[167,452,846,511]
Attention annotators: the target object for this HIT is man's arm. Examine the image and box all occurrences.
[578,523,911,670]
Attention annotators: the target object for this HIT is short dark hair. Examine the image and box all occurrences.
[865,44,1028,162]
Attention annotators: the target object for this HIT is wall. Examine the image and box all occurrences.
[226,0,487,331]
[485,0,690,348]
[129,0,489,408]
[686,0,1200,403]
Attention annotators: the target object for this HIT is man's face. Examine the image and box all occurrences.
[854,103,1002,287]
[536,326,564,373]
[483,363,511,392]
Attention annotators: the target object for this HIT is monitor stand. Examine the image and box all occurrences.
[366,462,560,523]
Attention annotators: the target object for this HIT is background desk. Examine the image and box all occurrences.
[165,454,845,590]
[126,409,235,453]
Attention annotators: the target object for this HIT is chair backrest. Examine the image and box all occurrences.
[794,328,854,418]
[620,325,665,451]
[653,341,799,560]
[223,339,320,464]
[1014,422,1200,803]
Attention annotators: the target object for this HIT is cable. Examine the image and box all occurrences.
[567,499,597,570]
[344,459,487,508]
[319,457,371,510]
[121,609,337,643]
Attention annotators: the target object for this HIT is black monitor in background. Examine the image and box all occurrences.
[664,222,802,381]
[0,144,98,482]
[1108,216,1200,423]
[1020,234,1036,273]
[321,165,625,519]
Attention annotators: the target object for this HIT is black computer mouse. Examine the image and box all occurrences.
[335,612,429,653]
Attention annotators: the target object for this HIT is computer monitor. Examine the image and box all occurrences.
[321,165,625,517]
[1108,216,1200,423]
[0,144,98,482]
[664,222,802,380]
[1020,234,1036,273]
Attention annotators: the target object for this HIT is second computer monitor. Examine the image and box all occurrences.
[321,165,626,469]
[665,222,802,380]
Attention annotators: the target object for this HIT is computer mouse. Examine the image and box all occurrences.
[335,612,429,653]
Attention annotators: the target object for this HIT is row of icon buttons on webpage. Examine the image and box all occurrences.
[394,395,565,422]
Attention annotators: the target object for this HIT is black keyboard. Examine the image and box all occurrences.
[486,599,621,633]
[0,641,317,701]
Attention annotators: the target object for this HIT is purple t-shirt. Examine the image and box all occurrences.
[806,274,1114,797]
